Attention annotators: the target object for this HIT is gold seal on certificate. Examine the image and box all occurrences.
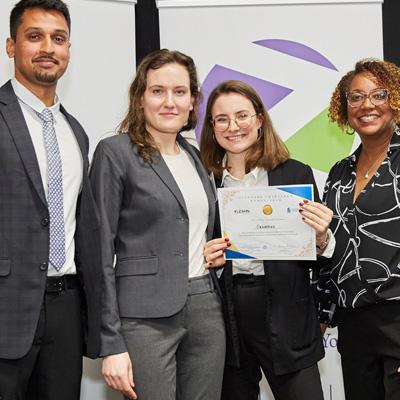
[262,205,273,215]
[217,184,316,260]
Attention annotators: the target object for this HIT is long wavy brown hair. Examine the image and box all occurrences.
[119,49,200,162]
[329,58,400,130]
[200,80,289,177]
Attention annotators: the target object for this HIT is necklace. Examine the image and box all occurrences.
[359,147,388,179]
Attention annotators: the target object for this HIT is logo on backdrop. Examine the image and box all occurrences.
[195,39,354,173]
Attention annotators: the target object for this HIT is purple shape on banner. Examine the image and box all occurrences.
[253,39,338,71]
[195,65,293,141]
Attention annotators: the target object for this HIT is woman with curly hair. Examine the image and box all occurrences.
[318,58,400,400]
[89,49,225,400]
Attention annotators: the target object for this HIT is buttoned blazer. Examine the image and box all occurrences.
[217,159,325,376]
[90,133,218,356]
[0,80,102,359]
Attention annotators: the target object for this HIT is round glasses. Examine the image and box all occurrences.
[211,112,257,133]
[346,88,389,108]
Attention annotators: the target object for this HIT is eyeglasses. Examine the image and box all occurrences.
[211,112,257,132]
[346,88,389,108]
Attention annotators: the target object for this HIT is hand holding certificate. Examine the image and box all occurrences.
[218,184,316,260]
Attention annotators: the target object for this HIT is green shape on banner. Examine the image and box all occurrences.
[285,107,354,173]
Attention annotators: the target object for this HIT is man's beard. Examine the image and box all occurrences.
[34,70,58,84]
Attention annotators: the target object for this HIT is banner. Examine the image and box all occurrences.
[158,1,383,398]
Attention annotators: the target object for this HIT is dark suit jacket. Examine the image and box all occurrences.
[0,80,102,359]
[218,159,325,376]
[90,133,219,356]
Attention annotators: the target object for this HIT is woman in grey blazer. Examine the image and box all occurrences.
[90,50,225,400]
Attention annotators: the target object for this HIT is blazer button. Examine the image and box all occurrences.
[41,218,49,227]
[39,262,48,271]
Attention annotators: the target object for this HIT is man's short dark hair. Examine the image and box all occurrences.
[10,0,71,40]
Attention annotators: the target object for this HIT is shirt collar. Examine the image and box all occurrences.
[11,78,61,115]
[345,127,400,168]
[388,127,400,154]
[221,164,261,184]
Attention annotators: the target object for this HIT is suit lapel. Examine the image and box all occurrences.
[148,145,188,217]
[177,134,216,239]
[0,81,47,206]
[60,105,88,172]
[148,134,216,234]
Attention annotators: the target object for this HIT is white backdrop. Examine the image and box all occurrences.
[157,1,383,399]
[0,0,136,155]
[0,1,136,399]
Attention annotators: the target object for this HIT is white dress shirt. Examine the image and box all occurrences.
[11,78,83,276]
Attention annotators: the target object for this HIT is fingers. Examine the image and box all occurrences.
[128,362,135,388]
[203,237,231,268]
[204,237,229,252]
[205,251,224,266]
[299,201,333,223]
[320,323,328,335]
[121,382,137,399]
[204,237,230,260]
[299,201,333,234]
[125,362,137,399]
[103,368,137,399]
[102,353,137,399]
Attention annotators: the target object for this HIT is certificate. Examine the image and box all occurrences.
[217,185,316,260]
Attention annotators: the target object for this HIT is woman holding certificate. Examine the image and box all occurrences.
[318,59,400,400]
[90,49,225,400]
[201,80,333,400]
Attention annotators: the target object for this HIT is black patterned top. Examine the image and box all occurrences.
[317,129,400,323]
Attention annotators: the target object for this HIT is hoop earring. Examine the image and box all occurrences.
[257,128,263,141]
[345,126,355,135]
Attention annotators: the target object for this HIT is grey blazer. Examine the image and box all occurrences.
[90,133,217,356]
[0,80,102,359]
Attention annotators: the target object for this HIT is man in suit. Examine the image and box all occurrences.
[0,1,102,399]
